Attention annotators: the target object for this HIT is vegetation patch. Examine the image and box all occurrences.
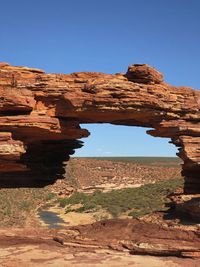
[0,188,50,226]
[85,157,181,167]
[58,178,183,218]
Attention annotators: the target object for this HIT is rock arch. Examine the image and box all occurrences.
[0,62,199,193]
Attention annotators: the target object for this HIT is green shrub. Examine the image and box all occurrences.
[57,178,183,218]
[57,198,69,208]
[128,209,150,218]
[46,193,56,201]
[19,200,31,212]
[75,202,97,213]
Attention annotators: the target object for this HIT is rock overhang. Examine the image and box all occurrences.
[0,62,199,191]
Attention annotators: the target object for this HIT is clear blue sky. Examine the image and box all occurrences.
[1,0,199,157]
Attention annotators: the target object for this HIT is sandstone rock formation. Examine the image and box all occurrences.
[0,62,199,192]
[1,219,200,265]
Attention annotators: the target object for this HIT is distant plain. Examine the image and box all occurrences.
[76,157,181,167]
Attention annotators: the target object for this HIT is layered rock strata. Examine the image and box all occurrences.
[0,62,199,191]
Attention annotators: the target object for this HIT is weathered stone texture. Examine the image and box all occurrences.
[0,63,199,191]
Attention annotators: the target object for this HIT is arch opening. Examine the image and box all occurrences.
[74,124,179,158]
[70,123,183,191]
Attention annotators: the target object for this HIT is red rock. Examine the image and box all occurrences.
[125,64,164,84]
[0,63,199,193]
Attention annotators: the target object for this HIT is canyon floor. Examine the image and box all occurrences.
[1,157,200,266]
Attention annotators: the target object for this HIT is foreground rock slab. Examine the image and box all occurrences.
[0,246,182,267]
[0,219,200,266]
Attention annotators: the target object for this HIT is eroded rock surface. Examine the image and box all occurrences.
[0,219,200,266]
[0,63,199,193]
